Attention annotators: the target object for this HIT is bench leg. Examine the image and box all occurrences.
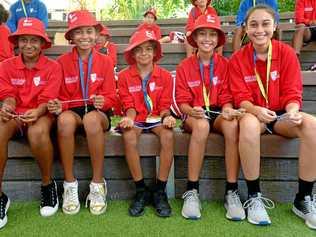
[155,156,175,198]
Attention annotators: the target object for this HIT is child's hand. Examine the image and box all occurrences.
[47,99,62,115]
[91,95,105,109]
[119,117,134,129]
[286,111,302,126]
[162,115,176,128]
[190,106,205,119]
[254,106,277,123]
[0,104,15,122]
[19,109,40,123]
[222,108,246,120]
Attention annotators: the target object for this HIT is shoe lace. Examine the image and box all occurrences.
[243,195,275,211]
[86,183,105,207]
[64,186,78,205]
[227,190,242,207]
[0,196,5,218]
[41,183,57,207]
[182,190,201,209]
[306,194,316,213]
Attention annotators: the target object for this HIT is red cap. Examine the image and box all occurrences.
[144,8,157,20]
[99,24,110,37]
[65,10,102,40]
[190,0,212,6]
[124,29,162,65]
[8,18,51,49]
[187,14,225,48]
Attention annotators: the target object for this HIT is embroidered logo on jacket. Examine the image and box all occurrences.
[244,75,257,83]
[128,85,142,93]
[149,82,156,91]
[270,70,279,81]
[90,73,97,83]
[304,7,313,11]
[33,76,40,86]
[65,76,78,84]
[188,80,201,88]
[11,78,26,85]
[212,76,218,86]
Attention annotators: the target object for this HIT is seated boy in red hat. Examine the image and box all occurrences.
[137,8,185,44]
[47,10,116,216]
[95,24,117,66]
[185,0,221,57]
[0,17,61,228]
[118,29,176,217]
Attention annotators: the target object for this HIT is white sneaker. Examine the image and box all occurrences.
[292,194,316,230]
[62,180,80,215]
[0,193,10,229]
[85,180,107,215]
[181,189,201,220]
[224,190,246,221]
[243,193,275,225]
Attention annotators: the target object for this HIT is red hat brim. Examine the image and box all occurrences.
[8,28,51,49]
[187,24,226,48]
[124,38,162,65]
[65,23,103,41]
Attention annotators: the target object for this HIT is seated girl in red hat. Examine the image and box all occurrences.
[95,24,117,66]
[117,29,176,217]
[176,13,245,220]
[47,10,116,216]
[0,17,61,228]
[185,0,221,57]
[229,5,316,228]
[0,4,14,62]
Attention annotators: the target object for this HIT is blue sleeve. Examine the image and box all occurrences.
[37,2,48,28]
[269,0,280,23]
[236,0,250,27]
[6,4,17,33]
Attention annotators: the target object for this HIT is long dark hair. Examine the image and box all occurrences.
[0,4,9,24]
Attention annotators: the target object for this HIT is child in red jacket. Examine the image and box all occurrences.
[0,18,61,228]
[118,29,176,217]
[185,0,221,57]
[47,10,116,216]
[292,0,316,70]
[229,5,316,228]
[96,24,117,66]
[176,13,244,220]
[0,4,14,62]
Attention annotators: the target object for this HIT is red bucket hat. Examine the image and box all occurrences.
[99,24,110,37]
[8,17,51,49]
[65,10,102,40]
[190,0,212,6]
[187,14,226,48]
[124,29,162,65]
[144,8,157,20]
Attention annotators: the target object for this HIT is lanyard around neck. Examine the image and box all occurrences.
[21,0,28,17]
[78,52,93,104]
[199,57,214,112]
[253,0,256,6]
[253,40,272,105]
[141,73,153,113]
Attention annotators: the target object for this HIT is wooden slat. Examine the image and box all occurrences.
[175,157,299,180]
[3,157,156,180]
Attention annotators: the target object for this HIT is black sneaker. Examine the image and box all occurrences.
[40,180,59,217]
[0,193,10,229]
[152,190,171,217]
[293,195,316,229]
[128,189,151,217]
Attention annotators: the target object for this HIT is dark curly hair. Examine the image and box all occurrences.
[0,4,9,24]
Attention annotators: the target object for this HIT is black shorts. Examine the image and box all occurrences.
[204,107,221,130]
[70,105,112,131]
[307,27,316,42]
[265,110,286,134]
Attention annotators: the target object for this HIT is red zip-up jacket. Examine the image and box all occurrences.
[95,41,118,66]
[229,40,302,110]
[176,53,232,109]
[186,6,218,32]
[0,24,14,62]
[118,64,173,122]
[295,0,316,25]
[0,54,62,113]
[57,47,116,112]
